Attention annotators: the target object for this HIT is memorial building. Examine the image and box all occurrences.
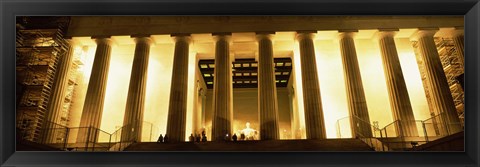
[16,16,465,151]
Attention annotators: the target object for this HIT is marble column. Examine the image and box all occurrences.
[121,36,152,142]
[296,31,326,139]
[211,33,233,141]
[411,28,462,134]
[451,27,464,67]
[166,34,191,142]
[338,31,373,138]
[377,29,418,137]
[41,39,76,144]
[256,32,280,140]
[78,37,112,143]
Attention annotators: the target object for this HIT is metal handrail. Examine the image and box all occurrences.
[35,121,158,151]
[335,111,464,151]
[336,115,390,151]
[378,112,461,150]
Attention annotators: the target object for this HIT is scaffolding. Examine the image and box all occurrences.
[60,49,85,129]
[16,22,69,142]
[435,38,465,123]
[412,37,465,126]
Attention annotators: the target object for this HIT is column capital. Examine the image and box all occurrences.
[338,30,358,39]
[212,32,232,42]
[374,29,399,40]
[295,30,317,41]
[171,34,191,43]
[92,37,113,45]
[132,35,153,45]
[446,26,464,38]
[410,27,439,41]
[256,32,275,41]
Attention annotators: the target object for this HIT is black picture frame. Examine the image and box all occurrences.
[1,0,479,166]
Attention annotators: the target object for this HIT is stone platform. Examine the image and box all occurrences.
[124,139,374,151]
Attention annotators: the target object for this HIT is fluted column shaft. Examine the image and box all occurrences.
[211,33,233,141]
[338,31,373,138]
[41,39,75,143]
[412,29,462,134]
[121,37,152,142]
[377,30,418,137]
[166,35,191,142]
[256,33,280,140]
[296,32,326,139]
[78,37,112,143]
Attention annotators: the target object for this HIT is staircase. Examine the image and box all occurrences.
[124,139,374,151]
[376,136,443,151]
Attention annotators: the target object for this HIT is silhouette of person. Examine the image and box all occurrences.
[195,134,201,142]
[201,134,207,142]
[163,134,169,143]
[189,133,194,142]
[157,134,164,143]
[232,133,238,141]
[240,133,245,141]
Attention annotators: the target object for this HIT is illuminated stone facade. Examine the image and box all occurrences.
[17,16,465,148]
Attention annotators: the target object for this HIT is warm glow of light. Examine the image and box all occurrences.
[355,37,430,136]
[65,43,96,143]
[67,41,96,131]
[314,40,351,138]
[292,36,431,138]
[395,38,431,136]
[100,44,134,134]
[143,43,174,140]
[292,41,306,139]
[355,39,394,129]
[69,32,431,141]
[185,50,197,140]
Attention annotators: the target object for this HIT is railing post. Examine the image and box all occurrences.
[92,128,97,151]
[63,127,69,150]
[382,140,385,151]
[108,133,112,151]
[119,126,122,151]
[398,121,406,150]
[440,112,449,136]
[384,128,389,150]
[85,127,91,151]
[422,121,429,142]
[117,129,120,151]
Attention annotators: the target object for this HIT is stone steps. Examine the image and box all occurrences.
[124,139,374,151]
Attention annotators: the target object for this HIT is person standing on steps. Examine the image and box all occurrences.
[201,133,207,142]
[195,134,201,142]
[157,134,164,143]
[163,134,169,143]
[189,134,194,142]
